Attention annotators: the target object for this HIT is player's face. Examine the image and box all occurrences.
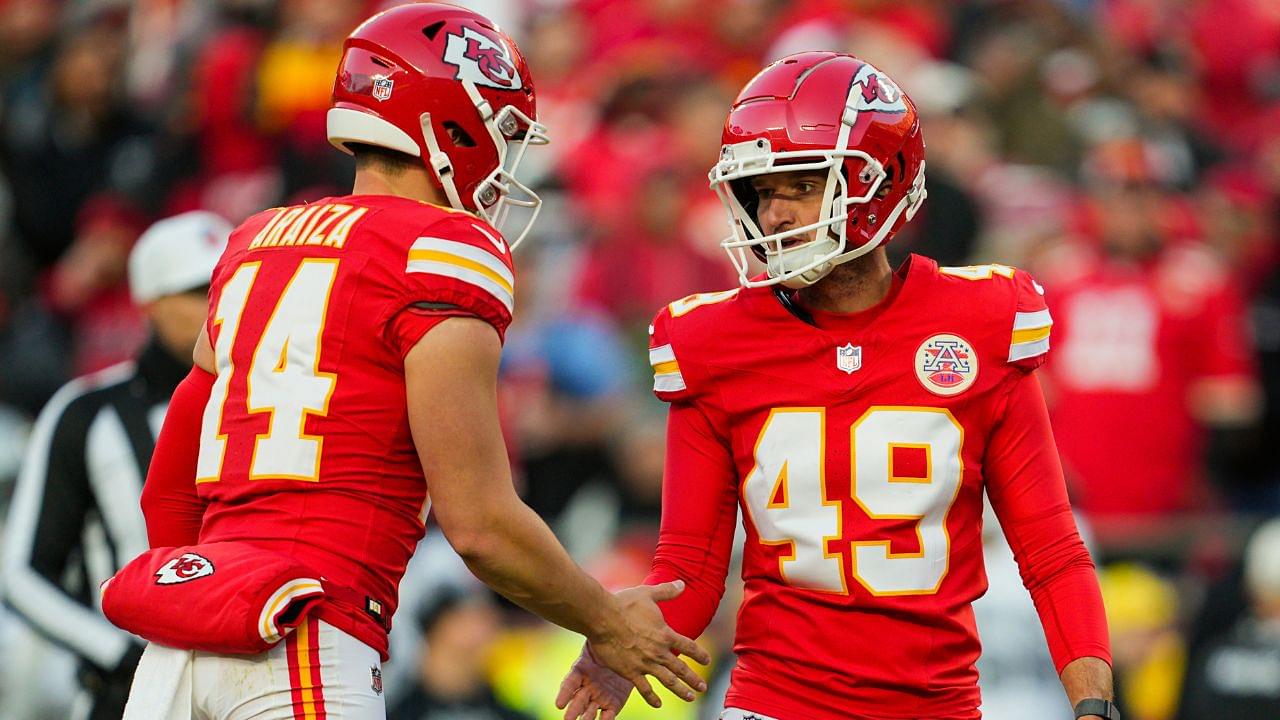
[149,289,210,362]
[751,170,827,246]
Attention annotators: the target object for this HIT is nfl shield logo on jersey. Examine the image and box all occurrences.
[915,334,979,396]
[372,75,393,101]
[836,343,862,374]
[154,553,215,585]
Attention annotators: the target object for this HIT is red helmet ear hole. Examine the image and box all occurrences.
[442,121,477,148]
[422,21,445,40]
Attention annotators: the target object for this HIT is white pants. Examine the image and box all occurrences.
[721,707,778,717]
[721,709,781,720]
[124,617,385,720]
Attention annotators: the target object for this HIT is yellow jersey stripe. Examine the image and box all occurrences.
[1011,325,1052,345]
[1009,337,1050,362]
[652,359,680,375]
[295,620,317,719]
[408,249,514,295]
[410,236,514,284]
[259,580,323,642]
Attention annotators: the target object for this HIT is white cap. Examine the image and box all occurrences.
[1244,517,1280,601]
[129,211,232,304]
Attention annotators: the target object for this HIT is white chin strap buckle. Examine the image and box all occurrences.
[429,152,452,176]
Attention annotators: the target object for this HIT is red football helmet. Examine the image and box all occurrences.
[328,3,548,247]
[708,52,927,287]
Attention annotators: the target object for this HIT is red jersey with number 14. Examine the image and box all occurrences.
[195,195,516,659]
[644,256,1109,719]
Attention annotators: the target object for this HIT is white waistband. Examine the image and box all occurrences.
[721,708,781,720]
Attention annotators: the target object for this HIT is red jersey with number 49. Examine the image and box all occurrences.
[195,195,515,659]
[644,255,1110,720]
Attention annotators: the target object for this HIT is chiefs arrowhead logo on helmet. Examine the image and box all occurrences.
[155,552,215,585]
[443,26,522,91]
[851,64,906,115]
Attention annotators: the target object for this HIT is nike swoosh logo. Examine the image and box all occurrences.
[471,223,507,254]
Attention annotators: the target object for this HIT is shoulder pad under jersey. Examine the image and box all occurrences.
[398,212,516,335]
[936,263,1053,372]
[648,288,742,403]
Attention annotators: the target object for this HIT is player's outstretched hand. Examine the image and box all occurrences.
[555,643,633,720]
[583,580,711,709]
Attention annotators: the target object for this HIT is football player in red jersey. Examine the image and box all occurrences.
[122,5,708,719]
[556,53,1116,720]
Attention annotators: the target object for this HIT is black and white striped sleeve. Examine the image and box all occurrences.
[1,379,137,671]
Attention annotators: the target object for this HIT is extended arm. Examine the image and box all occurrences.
[405,316,708,706]
[559,399,738,720]
[985,371,1113,714]
[643,399,740,640]
[139,326,215,547]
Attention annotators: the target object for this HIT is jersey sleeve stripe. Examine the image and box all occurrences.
[405,260,515,313]
[1011,325,1052,345]
[408,249,514,295]
[1013,309,1052,331]
[654,371,687,393]
[1010,309,1052,361]
[650,343,687,393]
[652,359,680,375]
[649,344,677,365]
[1009,336,1051,362]
[410,237,514,285]
[258,578,324,644]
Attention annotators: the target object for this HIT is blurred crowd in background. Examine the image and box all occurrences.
[0,0,1279,719]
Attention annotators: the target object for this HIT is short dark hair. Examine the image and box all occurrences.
[350,143,420,177]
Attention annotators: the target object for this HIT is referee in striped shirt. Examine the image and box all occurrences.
[2,211,230,720]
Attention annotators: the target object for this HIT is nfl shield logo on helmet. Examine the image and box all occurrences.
[372,75,393,102]
[836,343,862,374]
[915,334,979,396]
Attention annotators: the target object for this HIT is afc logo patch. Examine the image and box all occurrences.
[443,26,522,90]
[371,75,393,102]
[155,553,214,585]
[836,343,862,374]
[915,334,978,396]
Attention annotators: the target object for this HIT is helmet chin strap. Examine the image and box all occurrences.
[822,160,929,270]
[419,112,466,211]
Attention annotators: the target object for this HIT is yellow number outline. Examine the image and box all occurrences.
[245,258,340,482]
[741,407,848,595]
[848,406,964,597]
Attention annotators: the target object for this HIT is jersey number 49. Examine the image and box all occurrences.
[743,407,963,596]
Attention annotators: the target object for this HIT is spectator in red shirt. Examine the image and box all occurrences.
[1037,141,1263,533]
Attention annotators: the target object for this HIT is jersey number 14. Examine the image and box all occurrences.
[196,259,339,483]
